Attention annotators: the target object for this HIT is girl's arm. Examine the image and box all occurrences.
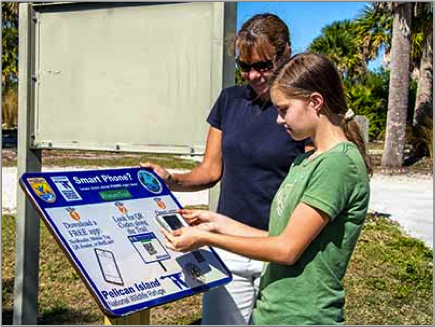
[179,209,268,238]
[142,127,223,192]
[165,203,330,265]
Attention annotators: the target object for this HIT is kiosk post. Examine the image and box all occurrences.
[104,310,150,325]
[13,3,42,324]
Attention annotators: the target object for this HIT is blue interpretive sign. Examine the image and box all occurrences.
[20,167,232,317]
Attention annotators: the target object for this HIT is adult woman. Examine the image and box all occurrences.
[142,14,309,325]
[161,53,372,325]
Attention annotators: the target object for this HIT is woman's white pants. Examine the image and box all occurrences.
[201,248,263,325]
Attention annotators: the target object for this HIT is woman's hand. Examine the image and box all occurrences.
[160,226,208,252]
[178,209,226,233]
[140,162,173,186]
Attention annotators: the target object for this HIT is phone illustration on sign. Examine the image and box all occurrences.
[94,248,124,286]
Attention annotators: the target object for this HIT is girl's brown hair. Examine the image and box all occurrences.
[232,13,291,63]
[271,53,373,175]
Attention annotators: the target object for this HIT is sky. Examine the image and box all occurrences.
[237,1,383,70]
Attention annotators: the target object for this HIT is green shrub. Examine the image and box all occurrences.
[344,68,389,141]
[344,68,418,141]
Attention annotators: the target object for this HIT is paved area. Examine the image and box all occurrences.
[2,167,432,249]
[369,173,433,248]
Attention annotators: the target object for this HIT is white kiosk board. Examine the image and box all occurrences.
[20,167,232,317]
[29,2,235,154]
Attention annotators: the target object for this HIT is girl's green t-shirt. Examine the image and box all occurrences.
[253,142,370,325]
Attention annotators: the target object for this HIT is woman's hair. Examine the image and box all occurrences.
[232,13,291,63]
[271,53,373,175]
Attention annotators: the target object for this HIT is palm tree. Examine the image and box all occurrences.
[372,2,413,167]
[308,20,366,80]
[411,3,433,159]
[356,3,426,72]
[356,2,433,162]
[354,5,392,65]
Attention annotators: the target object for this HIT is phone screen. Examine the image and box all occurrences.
[163,214,184,230]
[95,248,124,285]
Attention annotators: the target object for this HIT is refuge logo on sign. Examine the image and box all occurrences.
[27,177,56,203]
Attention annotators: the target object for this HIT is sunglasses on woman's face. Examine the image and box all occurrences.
[236,57,274,73]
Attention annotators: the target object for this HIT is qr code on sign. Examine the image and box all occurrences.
[142,242,157,256]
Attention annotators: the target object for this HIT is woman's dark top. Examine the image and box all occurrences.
[207,85,307,230]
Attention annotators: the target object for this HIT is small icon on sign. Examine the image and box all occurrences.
[115,202,128,214]
[184,262,205,282]
[50,176,82,202]
[137,170,163,194]
[153,197,167,209]
[28,178,56,203]
[66,207,80,221]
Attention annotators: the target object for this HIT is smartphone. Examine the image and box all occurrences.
[94,248,124,285]
[155,212,188,232]
[155,212,205,263]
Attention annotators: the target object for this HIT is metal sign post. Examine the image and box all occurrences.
[13,4,41,325]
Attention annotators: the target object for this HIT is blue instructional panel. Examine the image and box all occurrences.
[20,167,232,317]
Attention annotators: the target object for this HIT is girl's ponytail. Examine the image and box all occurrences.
[342,110,373,175]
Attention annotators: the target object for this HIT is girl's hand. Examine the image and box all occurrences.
[178,209,225,233]
[160,226,207,252]
[140,162,172,185]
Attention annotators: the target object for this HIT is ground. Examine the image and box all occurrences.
[1,145,432,325]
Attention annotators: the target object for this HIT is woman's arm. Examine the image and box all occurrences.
[142,126,223,192]
[165,203,330,265]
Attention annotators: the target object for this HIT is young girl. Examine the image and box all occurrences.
[143,14,310,325]
[161,53,372,325]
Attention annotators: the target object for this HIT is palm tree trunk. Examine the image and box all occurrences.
[381,3,412,167]
[412,26,433,158]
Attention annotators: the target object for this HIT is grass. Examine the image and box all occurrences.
[1,149,199,170]
[3,145,433,175]
[2,212,432,325]
[344,212,433,325]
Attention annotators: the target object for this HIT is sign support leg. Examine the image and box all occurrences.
[104,310,150,325]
